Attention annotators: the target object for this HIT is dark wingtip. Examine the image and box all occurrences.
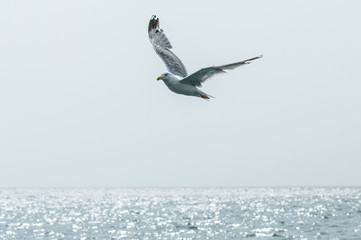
[148,15,160,33]
[155,17,159,29]
[148,15,156,33]
[249,55,263,61]
[245,55,263,63]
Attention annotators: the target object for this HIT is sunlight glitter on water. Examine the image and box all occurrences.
[0,187,361,239]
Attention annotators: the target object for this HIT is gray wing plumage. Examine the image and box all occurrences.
[180,55,262,87]
[148,15,188,77]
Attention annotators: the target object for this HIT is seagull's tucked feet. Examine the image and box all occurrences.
[200,94,210,100]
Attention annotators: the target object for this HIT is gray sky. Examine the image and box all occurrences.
[1,0,360,187]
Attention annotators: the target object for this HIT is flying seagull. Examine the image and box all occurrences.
[148,15,262,99]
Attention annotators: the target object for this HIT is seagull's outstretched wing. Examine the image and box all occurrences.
[148,15,188,77]
[180,55,262,87]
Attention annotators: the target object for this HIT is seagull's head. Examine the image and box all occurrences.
[157,73,171,81]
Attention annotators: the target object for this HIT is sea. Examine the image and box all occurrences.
[0,187,360,239]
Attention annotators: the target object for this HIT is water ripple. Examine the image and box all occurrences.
[0,187,361,239]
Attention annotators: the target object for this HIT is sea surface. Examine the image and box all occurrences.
[0,187,361,239]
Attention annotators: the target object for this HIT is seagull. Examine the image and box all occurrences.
[148,15,262,99]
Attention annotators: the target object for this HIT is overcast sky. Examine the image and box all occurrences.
[1,0,360,187]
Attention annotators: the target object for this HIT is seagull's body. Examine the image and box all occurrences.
[148,15,262,99]
[161,74,201,97]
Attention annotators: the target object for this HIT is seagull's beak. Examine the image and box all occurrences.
[157,76,163,81]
